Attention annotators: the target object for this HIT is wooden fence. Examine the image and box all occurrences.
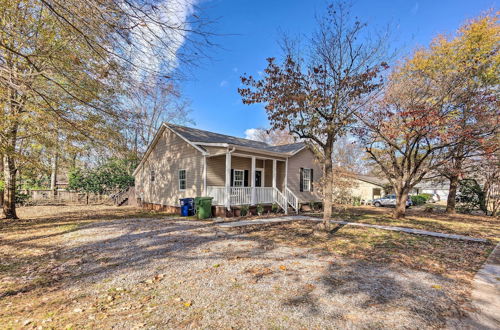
[18,190,110,205]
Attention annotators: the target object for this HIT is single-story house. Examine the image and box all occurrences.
[347,174,388,202]
[414,181,450,201]
[133,124,322,215]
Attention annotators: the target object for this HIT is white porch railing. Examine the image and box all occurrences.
[207,186,276,206]
[206,186,298,215]
[285,188,299,214]
[273,187,287,212]
[255,187,273,204]
[206,186,226,205]
[230,187,252,205]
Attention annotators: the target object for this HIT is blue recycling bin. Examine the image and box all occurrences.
[179,198,195,216]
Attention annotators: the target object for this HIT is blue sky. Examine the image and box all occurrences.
[182,0,497,138]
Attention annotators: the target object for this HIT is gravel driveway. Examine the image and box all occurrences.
[1,216,475,329]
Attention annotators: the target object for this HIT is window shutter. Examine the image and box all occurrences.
[230,169,234,187]
[310,169,314,192]
[244,170,249,187]
[299,168,304,192]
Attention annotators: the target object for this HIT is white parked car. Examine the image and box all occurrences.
[372,194,412,208]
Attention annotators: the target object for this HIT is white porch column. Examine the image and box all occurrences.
[203,155,207,196]
[284,158,288,192]
[225,151,231,209]
[272,159,277,189]
[284,158,288,211]
[251,156,256,205]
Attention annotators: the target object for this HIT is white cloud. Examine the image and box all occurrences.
[244,128,259,140]
[126,0,197,80]
[232,67,239,73]
[219,80,228,87]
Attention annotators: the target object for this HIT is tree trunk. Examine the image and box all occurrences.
[322,143,334,230]
[50,150,58,197]
[446,175,459,214]
[393,187,409,219]
[2,154,18,219]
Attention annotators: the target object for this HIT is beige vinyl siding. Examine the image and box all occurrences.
[206,155,285,189]
[233,150,286,161]
[204,146,227,156]
[263,160,273,187]
[135,128,203,206]
[206,155,225,186]
[287,148,322,202]
[346,179,385,201]
[231,156,251,173]
[276,161,285,191]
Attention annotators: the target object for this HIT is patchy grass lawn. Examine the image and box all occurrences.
[0,205,495,329]
[308,205,500,243]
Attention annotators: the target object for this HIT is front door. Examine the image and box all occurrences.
[255,170,263,187]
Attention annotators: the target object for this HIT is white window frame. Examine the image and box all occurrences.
[233,169,244,187]
[302,168,312,192]
[178,169,186,191]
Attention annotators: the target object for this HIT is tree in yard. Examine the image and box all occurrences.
[239,1,388,227]
[0,0,211,218]
[357,64,458,218]
[68,158,135,195]
[125,77,193,160]
[407,13,499,213]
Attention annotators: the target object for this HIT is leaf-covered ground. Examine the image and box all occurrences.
[0,205,495,329]
[309,204,500,243]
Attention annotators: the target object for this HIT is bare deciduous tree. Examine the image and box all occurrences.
[0,0,212,218]
[239,1,388,227]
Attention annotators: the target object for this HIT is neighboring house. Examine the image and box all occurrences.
[414,180,450,201]
[133,124,322,215]
[347,174,388,202]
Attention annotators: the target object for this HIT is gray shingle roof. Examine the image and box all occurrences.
[167,124,305,154]
[353,174,388,186]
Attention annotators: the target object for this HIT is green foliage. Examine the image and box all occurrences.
[19,176,47,190]
[68,158,134,194]
[256,204,264,215]
[308,201,323,210]
[240,205,250,217]
[0,180,4,191]
[351,196,362,206]
[271,203,279,213]
[457,179,486,213]
[15,192,31,206]
[420,193,433,201]
[410,194,433,206]
[411,195,428,206]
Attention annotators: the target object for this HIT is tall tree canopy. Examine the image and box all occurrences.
[358,12,499,218]
[239,1,388,226]
[0,0,211,218]
[407,13,499,213]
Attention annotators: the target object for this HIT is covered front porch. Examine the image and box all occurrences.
[203,150,298,213]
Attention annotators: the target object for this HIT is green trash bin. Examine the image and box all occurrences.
[195,197,213,219]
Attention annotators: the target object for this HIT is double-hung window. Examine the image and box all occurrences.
[233,169,244,187]
[179,169,186,190]
[302,168,312,192]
